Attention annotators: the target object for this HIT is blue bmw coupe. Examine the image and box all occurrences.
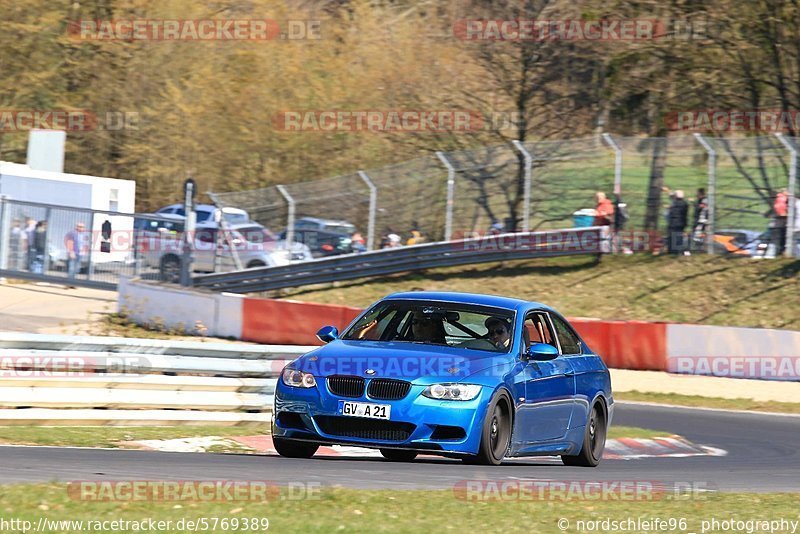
[272,292,613,466]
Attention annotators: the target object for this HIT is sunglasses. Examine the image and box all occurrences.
[412,318,433,325]
[490,327,507,335]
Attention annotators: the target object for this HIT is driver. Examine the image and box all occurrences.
[485,316,511,350]
[410,311,447,344]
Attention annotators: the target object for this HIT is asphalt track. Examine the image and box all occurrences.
[0,403,797,491]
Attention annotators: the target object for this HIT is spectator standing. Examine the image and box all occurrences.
[31,221,48,273]
[351,231,366,253]
[593,192,614,227]
[692,187,709,251]
[24,217,36,269]
[612,194,630,253]
[406,229,424,246]
[488,219,504,236]
[64,222,86,282]
[667,190,689,254]
[772,189,789,256]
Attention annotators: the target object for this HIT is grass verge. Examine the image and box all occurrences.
[606,425,676,439]
[616,391,800,414]
[279,254,799,330]
[0,425,666,448]
[0,425,268,448]
[0,485,796,533]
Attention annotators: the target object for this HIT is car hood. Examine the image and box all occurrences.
[291,340,514,384]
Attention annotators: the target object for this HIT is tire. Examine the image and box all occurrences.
[273,436,319,459]
[159,255,181,283]
[561,402,607,467]
[379,449,418,462]
[246,260,266,269]
[462,391,512,466]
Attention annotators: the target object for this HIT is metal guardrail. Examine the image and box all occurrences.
[0,333,315,425]
[193,226,606,293]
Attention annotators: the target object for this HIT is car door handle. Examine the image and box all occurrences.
[564,370,575,376]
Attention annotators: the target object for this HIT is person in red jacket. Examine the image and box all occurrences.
[594,192,614,226]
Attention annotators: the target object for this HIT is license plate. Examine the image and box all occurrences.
[338,400,391,420]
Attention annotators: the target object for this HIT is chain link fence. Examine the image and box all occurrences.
[2,134,796,291]
[211,133,797,257]
[0,198,194,288]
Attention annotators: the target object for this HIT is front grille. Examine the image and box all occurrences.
[367,378,411,400]
[327,375,365,398]
[315,416,416,441]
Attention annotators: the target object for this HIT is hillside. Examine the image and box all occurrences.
[281,255,799,330]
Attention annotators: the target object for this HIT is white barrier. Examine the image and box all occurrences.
[666,324,800,381]
[118,277,244,338]
[0,333,314,425]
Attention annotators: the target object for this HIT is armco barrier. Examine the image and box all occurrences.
[192,226,608,293]
[0,332,314,425]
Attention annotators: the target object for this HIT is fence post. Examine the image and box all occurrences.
[601,133,623,196]
[85,212,95,280]
[775,133,797,258]
[276,185,295,250]
[693,133,717,255]
[357,171,377,250]
[511,140,532,232]
[0,196,7,270]
[435,151,455,241]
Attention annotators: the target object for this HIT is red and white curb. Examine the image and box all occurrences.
[128,435,727,460]
[603,435,727,460]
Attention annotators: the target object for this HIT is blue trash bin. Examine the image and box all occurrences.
[572,209,596,228]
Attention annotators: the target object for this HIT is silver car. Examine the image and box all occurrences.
[139,220,312,282]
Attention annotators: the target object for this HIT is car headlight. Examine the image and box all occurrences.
[281,368,317,388]
[422,383,481,401]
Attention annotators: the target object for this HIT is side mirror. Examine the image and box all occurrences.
[527,342,559,361]
[316,325,339,343]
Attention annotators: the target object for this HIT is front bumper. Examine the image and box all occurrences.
[273,378,493,455]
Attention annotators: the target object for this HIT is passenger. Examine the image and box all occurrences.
[485,316,512,350]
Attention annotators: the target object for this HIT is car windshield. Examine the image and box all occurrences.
[324,223,356,235]
[341,300,515,353]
